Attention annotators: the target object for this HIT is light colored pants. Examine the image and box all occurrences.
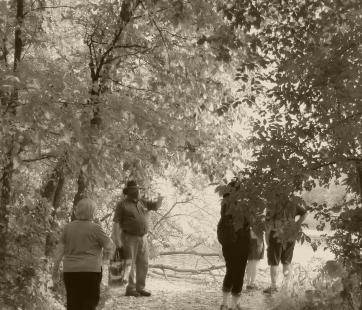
[121,232,149,292]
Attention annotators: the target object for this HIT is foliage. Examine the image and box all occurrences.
[1,0,361,308]
[270,260,361,310]
[0,0,252,307]
[211,0,362,268]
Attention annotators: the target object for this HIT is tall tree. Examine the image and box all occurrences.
[220,0,362,260]
[0,0,24,267]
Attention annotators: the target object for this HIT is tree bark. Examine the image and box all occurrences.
[0,147,14,264]
[355,162,362,200]
[43,162,65,256]
[0,0,24,267]
[13,0,24,71]
[53,171,65,211]
[72,168,89,219]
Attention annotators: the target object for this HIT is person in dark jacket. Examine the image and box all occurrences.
[112,180,163,297]
[217,190,251,310]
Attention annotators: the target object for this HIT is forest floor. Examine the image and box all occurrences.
[101,272,276,310]
[49,240,332,310]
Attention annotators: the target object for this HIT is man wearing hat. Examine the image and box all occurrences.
[112,180,163,297]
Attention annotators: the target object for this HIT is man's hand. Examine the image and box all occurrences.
[155,194,164,209]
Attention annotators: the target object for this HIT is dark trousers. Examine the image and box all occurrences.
[222,232,250,295]
[63,272,102,310]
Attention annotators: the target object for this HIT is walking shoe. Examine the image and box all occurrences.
[219,305,228,310]
[246,284,258,290]
[137,289,151,297]
[263,286,278,294]
[125,290,140,297]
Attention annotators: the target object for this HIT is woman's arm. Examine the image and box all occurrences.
[94,224,115,260]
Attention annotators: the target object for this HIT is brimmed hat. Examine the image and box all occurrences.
[123,180,141,195]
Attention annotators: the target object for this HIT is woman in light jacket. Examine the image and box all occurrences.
[52,198,114,310]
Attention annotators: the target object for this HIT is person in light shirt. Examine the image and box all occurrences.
[52,198,114,310]
[245,228,264,290]
[263,191,307,294]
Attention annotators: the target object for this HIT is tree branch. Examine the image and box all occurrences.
[21,154,56,163]
[110,78,164,95]
[153,198,194,230]
[24,5,77,16]
[159,250,219,257]
[140,0,170,68]
[149,264,225,274]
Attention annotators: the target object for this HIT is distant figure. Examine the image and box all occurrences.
[263,192,307,294]
[112,180,163,297]
[52,198,114,310]
[217,189,251,310]
[245,229,264,290]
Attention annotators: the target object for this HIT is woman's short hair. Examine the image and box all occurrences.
[74,198,96,220]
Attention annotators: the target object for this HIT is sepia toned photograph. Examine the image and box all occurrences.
[0,0,361,309]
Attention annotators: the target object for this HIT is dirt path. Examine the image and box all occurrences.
[102,277,275,310]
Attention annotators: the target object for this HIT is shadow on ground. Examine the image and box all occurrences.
[102,277,276,310]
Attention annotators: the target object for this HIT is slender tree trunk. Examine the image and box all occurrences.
[0,0,24,267]
[0,147,14,264]
[355,162,362,310]
[13,0,23,71]
[43,162,65,256]
[355,162,362,200]
[53,171,65,210]
[72,0,140,213]
[73,168,90,211]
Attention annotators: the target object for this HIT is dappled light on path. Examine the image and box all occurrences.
[102,277,274,310]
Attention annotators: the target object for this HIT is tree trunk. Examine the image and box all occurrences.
[53,171,65,211]
[0,147,14,265]
[0,0,24,267]
[355,162,362,310]
[13,0,23,71]
[355,162,362,200]
[43,162,65,256]
[72,0,140,214]
[72,168,90,219]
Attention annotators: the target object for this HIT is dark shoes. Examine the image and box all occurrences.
[137,289,151,297]
[125,289,151,297]
[263,286,278,294]
[220,304,243,310]
[125,290,140,297]
[246,284,258,290]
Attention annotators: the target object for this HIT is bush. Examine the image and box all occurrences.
[271,260,361,310]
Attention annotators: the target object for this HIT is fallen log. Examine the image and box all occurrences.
[149,264,225,274]
[159,250,220,257]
